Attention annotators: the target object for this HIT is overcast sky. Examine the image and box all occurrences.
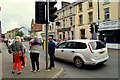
[0,0,77,33]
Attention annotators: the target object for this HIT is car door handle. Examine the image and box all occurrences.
[71,51,75,53]
[61,50,64,52]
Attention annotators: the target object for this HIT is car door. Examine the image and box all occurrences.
[55,42,68,59]
[63,42,76,61]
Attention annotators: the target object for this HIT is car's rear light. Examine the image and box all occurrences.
[88,43,93,53]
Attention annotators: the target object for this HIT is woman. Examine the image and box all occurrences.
[9,36,24,75]
[29,36,41,72]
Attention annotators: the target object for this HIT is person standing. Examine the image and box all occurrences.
[29,36,41,72]
[21,37,26,67]
[9,36,24,75]
[48,37,55,70]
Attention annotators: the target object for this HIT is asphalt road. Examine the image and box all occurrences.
[23,42,119,78]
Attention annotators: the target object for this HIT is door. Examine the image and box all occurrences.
[63,42,76,61]
[55,42,68,59]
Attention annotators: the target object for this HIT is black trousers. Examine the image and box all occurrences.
[30,53,39,71]
[49,55,55,68]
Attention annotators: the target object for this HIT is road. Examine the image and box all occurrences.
[24,42,119,78]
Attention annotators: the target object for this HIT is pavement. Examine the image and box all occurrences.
[1,43,63,79]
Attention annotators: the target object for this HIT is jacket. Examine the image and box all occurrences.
[48,40,55,56]
[30,41,41,53]
[9,42,24,56]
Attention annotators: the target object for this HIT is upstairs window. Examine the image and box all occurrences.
[79,4,82,12]
[88,12,93,23]
[104,8,110,20]
[89,0,93,8]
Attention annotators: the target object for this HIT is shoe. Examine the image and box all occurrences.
[12,71,15,74]
[18,71,21,75]
[21,66,24,68]
[37,70,40,72]
[46,69,51,72]
[31,70,36,73]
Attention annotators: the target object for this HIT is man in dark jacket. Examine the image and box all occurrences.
[48,37,55,70]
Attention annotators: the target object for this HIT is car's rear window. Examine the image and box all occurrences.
[90,41,106,50]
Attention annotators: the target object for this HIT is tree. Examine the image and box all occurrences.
[1,34,5,38]
[16,31,24,37]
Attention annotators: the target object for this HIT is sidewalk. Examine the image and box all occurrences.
[1,43,63,79]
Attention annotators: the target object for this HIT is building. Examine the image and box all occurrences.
[54,2,78,40]
[30,19,42,39]
[74,0,100,40]
[98,0,120,49]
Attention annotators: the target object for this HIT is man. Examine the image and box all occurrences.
[29,36,41,72]
[48,37,55,70]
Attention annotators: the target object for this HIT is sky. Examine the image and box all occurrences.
[0,0,77,33]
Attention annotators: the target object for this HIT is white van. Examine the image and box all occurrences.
[55,40,109,68]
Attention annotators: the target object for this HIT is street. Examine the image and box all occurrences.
[23,42,119,78]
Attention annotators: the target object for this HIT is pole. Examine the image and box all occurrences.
[98,0,100,26]
[93,23,95,40]
[46,0,49,70]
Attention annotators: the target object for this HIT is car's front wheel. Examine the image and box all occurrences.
[74,57,84,68]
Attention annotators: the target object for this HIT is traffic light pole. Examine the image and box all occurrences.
[46,0,49,70]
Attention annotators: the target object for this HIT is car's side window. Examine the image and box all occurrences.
[75,42,87,49]
[57,42,68,48]
[66,42,76,49]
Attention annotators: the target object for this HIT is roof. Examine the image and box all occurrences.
[67,39,99,43]
[56,0,86,12]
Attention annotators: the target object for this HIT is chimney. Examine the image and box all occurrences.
[61,1,70,8]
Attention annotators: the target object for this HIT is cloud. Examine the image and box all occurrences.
[1,0,34,33]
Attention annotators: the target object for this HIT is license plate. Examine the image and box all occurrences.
[99,51,105,54]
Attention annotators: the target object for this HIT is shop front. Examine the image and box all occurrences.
[99,19,120,49]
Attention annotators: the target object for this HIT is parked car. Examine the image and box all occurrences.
[55,39,109,68]
[8,39,15,46]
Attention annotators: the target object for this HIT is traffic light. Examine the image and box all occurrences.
[95,24,99,33]
[49,1,58,22]
[35,1,45,24]
[90,24,94,33]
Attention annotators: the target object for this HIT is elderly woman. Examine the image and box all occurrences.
[9,36,24,75]
[29,36,41,72]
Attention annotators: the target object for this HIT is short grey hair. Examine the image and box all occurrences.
[34,36,38,42]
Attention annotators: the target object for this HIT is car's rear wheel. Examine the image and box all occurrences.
[74,57,84,68]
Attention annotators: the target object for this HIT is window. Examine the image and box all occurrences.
[70,17,72,26]
[50,25,51,31]
[88,12,93,23]
[66,42,76,49]
[79,15,83,25]
[104,8,110,20]
[75,42,87,49]
[70,7,72,13]
[68,32,70,39]
[81,30,85,39]
[104,0,109,4]
[57,42,68,48]
[90,41,106,50]
[63,20,65,28]
[44,25,46,31]
[79,4,82,12]
[52,23,54,30]
[89,0,92,8]
[71,31,74,40]
[63,10,65,16]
